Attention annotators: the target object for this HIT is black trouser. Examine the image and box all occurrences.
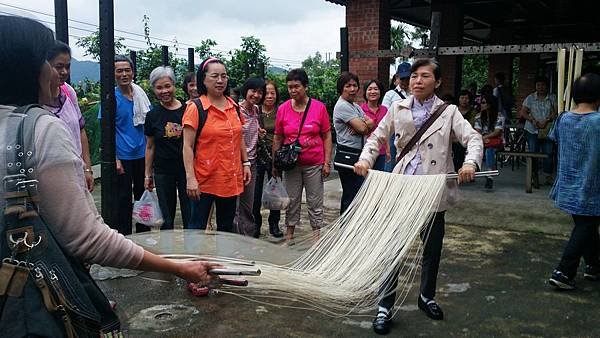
[452,142,466,172]
[153,169,190,230]
[337,168,365,215]
[189,193,237,232]
[379,212,446,310]
[556,215,600,278]
[252,161,281,230]
[115,158,145,235]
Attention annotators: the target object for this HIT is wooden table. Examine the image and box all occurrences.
[497,151,549,193]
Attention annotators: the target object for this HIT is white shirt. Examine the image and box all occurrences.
[382,85,410,108]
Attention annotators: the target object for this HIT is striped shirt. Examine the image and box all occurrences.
[240,102,260,161]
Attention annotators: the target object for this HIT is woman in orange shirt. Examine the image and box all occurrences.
[182,57,251,232]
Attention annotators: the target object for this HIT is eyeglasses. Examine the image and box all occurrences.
[207,73,228,80]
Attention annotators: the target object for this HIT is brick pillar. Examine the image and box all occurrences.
[432,0,464,98]
[347,0,390,100]
[515,54,539,111]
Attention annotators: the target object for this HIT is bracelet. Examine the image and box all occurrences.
[84,168,93,174]
[242,161,251,167]
[144,176,152,179]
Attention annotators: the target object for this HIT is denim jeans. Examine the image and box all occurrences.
[188,193,237,232]
[373,154,387,171]
[484,147,497,170]
[525,131,554,175]
[153,169,190,230]
[556,215,600,278]
[385,135,397,172]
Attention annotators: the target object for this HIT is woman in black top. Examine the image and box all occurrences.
[144,66,190,230]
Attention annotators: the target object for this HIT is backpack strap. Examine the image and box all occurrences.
[6,105,50,180]
[394,89,406,100]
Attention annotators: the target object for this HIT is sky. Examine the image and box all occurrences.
[0,0,346,68]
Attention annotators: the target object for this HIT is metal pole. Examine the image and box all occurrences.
[332,162,499,179]
[129,50,137,83]
[340,27,349,72]
[429,11,441,57]
[187,47,195,72]
[161,45,169,66]
[54,0,69,45]
[99,0,118,227]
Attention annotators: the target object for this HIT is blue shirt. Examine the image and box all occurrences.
[549,111,600,216]
[98,88,146,160]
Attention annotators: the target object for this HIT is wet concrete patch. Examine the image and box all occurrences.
[128,304,199,333]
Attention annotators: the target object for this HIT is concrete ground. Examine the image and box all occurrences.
[93,164,599,337]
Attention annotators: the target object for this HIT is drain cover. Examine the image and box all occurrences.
[129,304,199,332]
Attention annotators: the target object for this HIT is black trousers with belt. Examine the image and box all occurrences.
[379,211,446,310]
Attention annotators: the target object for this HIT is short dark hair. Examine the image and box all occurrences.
[0,15,55,106]
[182,72,195,97]
[534,76,549,85]
[410,58,441,80]
[265,79,280,105]
[389,74,400,90]
[336,71,359,95]
[363,79,385,103]
[459,89,472,100]
[241,77,266,103]
[286,68,309,87]
[494,72,505,83]
[196,57,227,96]
[572,73,600,104]
[114,54,134,68]
[47,40,71,62]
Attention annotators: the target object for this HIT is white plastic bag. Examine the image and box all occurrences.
[132,190,164,228]
[262,177,290,210]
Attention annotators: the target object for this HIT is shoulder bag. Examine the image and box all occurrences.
[273,99,311,171]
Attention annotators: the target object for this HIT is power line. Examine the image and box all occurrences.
[0,2,306,64]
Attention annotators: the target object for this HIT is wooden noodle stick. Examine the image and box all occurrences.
[570,49,584,110]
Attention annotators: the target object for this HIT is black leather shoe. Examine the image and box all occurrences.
[252,227,261,239]
[269,223,284,238]
[372,311,392,335]
[418,296,444,320]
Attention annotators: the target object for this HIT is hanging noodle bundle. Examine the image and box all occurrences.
[208,170,448,317]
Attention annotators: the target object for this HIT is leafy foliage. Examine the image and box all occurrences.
[462,54,489,91]
[226,36,269,88]
[75,28,125,60]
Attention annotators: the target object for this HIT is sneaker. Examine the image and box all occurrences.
[372,310,392,335]
[548,270,575,290]
[584,265,599,281]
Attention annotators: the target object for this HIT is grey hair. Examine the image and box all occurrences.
[149,66,176,87]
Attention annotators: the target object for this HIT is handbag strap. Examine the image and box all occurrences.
[396,102,449,164]
[293,98,311,144]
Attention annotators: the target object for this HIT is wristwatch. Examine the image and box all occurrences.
[242,161,251,167]
[84,168,93,175]
[462,159,478,170]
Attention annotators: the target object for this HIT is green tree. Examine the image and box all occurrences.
[226,36,269,88]
[195,39,223,61]
[461,54,489,91]
[301,52,340,114]
[76,29,125,60]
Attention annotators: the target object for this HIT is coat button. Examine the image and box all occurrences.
[427,143,433,149]
[431,160,437,166]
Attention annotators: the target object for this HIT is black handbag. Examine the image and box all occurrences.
[273,99,311,171]
[0,106,120,337]
[334,144,363,171]
[333,103,365,171]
